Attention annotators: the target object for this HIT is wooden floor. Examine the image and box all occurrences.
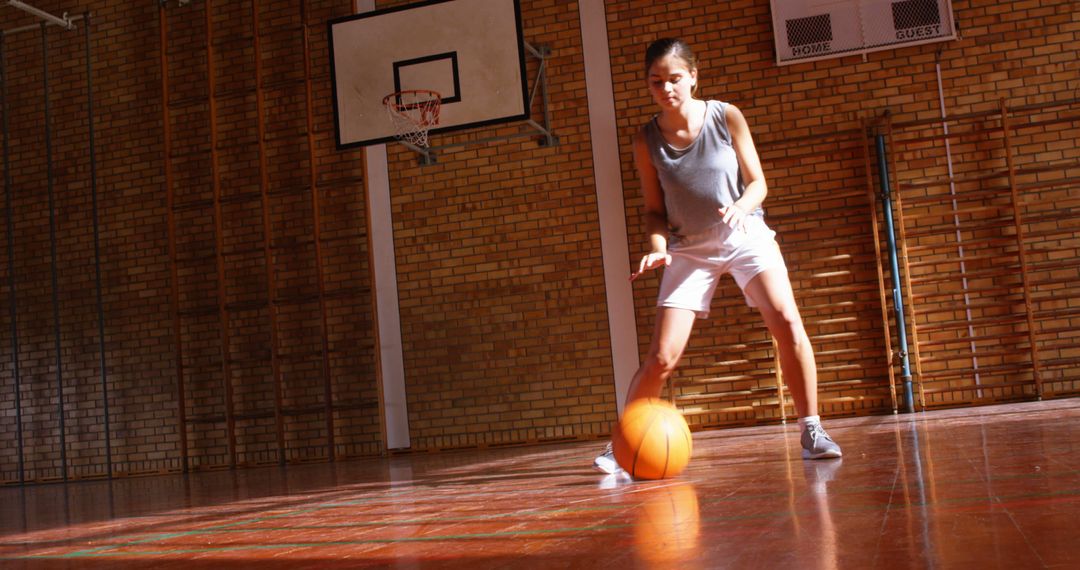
[1,399,1078,568]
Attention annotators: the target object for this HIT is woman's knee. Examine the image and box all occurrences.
[644,349,681,376]
[767,306,808,345]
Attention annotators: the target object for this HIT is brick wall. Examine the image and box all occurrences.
[605,0,1078,420]
[0,0,1076,483]
[0,0,378,483]
[376,0,618,450]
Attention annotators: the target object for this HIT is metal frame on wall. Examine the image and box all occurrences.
[160,0,373,473]
[665,98,1080,425]
[1,10,106,484]
[881,98,1080,408]
[670,125,901,427]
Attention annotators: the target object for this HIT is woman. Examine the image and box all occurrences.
[595,38,841,475]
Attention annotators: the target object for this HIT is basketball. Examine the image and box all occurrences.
[613,398,693,479]
[634,484,701,563]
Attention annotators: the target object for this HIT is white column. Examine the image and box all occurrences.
[357,0,410,449]
[578,0,639,414]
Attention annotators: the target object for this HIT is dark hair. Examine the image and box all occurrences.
[644,38,698,76]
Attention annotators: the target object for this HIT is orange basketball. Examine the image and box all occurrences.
[613,398,693,479]
[634,484,701,563]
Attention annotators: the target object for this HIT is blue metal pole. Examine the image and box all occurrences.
[876,134,915,414]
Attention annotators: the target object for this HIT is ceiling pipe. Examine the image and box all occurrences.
[6,0,76,30]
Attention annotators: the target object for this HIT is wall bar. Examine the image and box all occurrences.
[301,0,336,460]
[204,0,237,467]
[1,30,27,484]
[159,1,190,472]
[41,22,68,481]
[83,12,112,477]
[251,0,286,464]
[1000,99,1043,398]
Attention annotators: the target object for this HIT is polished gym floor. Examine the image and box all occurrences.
[0,399,1077,568]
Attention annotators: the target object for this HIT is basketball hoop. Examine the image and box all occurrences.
[382,89,442,148]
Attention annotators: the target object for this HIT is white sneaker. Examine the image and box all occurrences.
[801,423,843,459]
[803,457,843,494]
[593,442,622,474]
[598,470,634,489]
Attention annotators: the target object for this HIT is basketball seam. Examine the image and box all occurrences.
[684,424,692,461]
[631,409,662,479]
[661,429,671,479]
[681,424,692,475]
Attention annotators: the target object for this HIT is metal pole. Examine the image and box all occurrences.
[6,1,75,30]
[251,0,286,465]
[523,42,556,147]
[301,0,336,461]
[862,123,899,413]
[2,12,84,36]
[159,0,190,474]
[42,22,69,481]
[204,0,237,468]
[884,121,926,411]
[1,30,26,484]
[83,12,111,479]
[536,45,555,147]
[935,52,981,397]
[875,133,915,414]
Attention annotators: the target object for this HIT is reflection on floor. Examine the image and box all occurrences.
[1,399,1078,568]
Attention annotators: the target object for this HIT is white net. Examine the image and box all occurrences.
[383,90,442,148]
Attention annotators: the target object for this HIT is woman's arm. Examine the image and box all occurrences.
[721,103,768,231]
[631,129,672,281]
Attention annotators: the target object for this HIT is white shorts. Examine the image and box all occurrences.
[657,216,787,319]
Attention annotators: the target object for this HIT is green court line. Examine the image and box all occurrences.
[60,491,406,558]
[695,486,1080,525]
[232,504,626,526]
[318,478,616,505]
[57,486,615,558]
[13,523,634,559]
[118,489,1080,539]
[13,465,1077,561]
[690,468,1080,505]
[1,479,613,552]
[6,488,1079,560]
[58,506,331,558]
[929,486,1080,506]
[100,504,630,533]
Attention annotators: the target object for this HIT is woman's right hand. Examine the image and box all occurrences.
[630,251,671,282]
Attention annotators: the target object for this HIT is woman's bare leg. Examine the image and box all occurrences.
[596,307,698,474]
[742,267,817,417]
[625,307,698,405]
[743,267,842,458]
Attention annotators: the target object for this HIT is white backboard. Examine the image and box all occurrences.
[329,0,529,148]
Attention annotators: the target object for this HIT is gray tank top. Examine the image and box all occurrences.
[643,100,764,236]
